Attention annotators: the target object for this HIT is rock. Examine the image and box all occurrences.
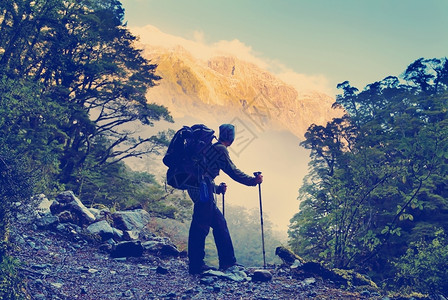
[160,244,180,257]
[275,246,306,266]
[203,267,249,282]
[142,240,180,257]
[87,220,114,241]
[156,266,169,274]
[110,241,143,258]
[89,207,111,221]
[200,276,217,285]
[88,268,99,274]
[290,259,303,269]
[57,210,74,223]
[36,213,59,229]
[51,191,95,226]
[252,269,273,282]
[332,268,378,289]
[99,243,113,253]
[303,277,316,286]
[50,282,63,289]
[112,228,124,240]
[123,230,140,241]
[111,209,151,231]
[32,263,52,270]
[34,194,53,216]
[360,290,370,297]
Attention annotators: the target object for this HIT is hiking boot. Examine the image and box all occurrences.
[188,264,217,275]
[219,263,245,272]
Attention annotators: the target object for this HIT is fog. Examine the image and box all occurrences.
[127,111,311,237]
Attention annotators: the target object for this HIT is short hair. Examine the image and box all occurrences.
[219,124,235,143]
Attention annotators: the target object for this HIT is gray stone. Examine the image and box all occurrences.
[290,259,303,269]
[142,240,160,251]
[57,210,73,223]
[87,220,114,241]
[156,266,169,274]
[112,228,124,240]
[203,270,226,277]
[35,194,53,216]
[200,276,217,285]
[51,191,95,225]
[303,277,316,285]
[110,241,143,258]
[203,268,249,282]
[160,244,180,257]
[123,230,139,241]
[89,207,111,221]
[252,269,273,282]
[111,209,151,231]
[142,240,180,257]
[36,213,59,229]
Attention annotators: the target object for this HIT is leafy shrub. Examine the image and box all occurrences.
[0,256,26,300]
[393,229,448,296]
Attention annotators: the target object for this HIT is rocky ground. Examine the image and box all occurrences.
[8,193,386,300]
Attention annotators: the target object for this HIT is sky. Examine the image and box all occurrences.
[119,0,448,234]
[120,0,448,95]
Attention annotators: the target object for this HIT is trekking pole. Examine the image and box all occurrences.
[219,182,226,217]
[222,193,225,218]
[254,171,266,269]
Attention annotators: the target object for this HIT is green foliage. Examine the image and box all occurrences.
[0,256,26,300]
[393,230,448,295]
[289,57,448,293]
[0,0,173,190]
[72,157,192,219]
[0,0,179,219]
[0,76,64,192]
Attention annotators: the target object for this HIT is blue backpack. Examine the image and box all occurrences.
[163,124,216,190]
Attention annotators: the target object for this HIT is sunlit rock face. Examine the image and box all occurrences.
[142,45,342,140]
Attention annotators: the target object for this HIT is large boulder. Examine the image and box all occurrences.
[87,220,114,241]
[50,191,95,226]
[34,194,53,216]
[142,238,180,257]
[35,212,59,229]
[111,209,151,231]
[275,246,306,266]
[251,269,273,282]
[88,207,111,222]
[110,241,143,258]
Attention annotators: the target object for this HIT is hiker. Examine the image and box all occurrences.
[187,123,263,274]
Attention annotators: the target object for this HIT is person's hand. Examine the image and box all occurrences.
[255,174,263,184]
[219,182,227,194]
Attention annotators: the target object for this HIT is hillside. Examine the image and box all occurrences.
[142,44,342,139]
[9,193,384,300]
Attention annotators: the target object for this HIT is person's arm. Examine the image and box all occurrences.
[215,144,258,186]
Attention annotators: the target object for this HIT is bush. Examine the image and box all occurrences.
[0,256,26,300]
[393,229,448,296]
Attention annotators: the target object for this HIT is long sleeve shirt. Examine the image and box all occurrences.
[202,142,257,187]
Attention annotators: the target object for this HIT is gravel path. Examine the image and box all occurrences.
[10,211,381,299]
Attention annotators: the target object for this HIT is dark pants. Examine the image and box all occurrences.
[187,188,236,270]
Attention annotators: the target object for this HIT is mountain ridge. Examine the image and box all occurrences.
[142,44,342,139]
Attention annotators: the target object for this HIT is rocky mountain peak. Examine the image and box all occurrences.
[142,44,342,139]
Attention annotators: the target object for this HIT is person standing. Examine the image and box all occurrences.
[187,124,263,274]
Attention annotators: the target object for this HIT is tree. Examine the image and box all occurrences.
[0,0,173,192]
[289,57,448,293]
